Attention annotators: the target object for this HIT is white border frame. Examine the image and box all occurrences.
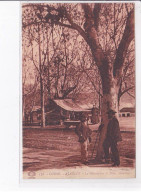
[20,0,141,187]
[0,0,140,191]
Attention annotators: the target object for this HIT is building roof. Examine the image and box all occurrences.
[31,99,95,113]
[54,99,93,112]
[31,106,41,112]
[120,107,135,113]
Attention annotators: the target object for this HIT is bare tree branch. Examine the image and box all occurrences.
[127,91,135,99]
[119,85,135,98]
[93,3,101,30]
[113,9,134,77]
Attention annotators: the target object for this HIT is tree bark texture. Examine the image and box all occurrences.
[96,77,119,159]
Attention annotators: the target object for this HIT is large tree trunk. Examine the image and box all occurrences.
[80,4,134,161]
[96,68,119,160]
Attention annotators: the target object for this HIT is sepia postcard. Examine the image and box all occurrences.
[22,1,135,179]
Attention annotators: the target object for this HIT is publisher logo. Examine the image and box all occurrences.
[28,171,36,179]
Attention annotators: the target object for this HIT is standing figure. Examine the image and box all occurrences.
[103,109,122,166]
[75,113,92,164]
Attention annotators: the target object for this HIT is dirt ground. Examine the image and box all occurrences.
[23,117,135,172]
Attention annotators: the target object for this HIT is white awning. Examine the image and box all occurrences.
[54,99,91,112]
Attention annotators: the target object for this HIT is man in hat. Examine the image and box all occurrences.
[103,109,122,166]
[75,113,92,164]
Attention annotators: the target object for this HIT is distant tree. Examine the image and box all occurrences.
[22,5,94,126]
